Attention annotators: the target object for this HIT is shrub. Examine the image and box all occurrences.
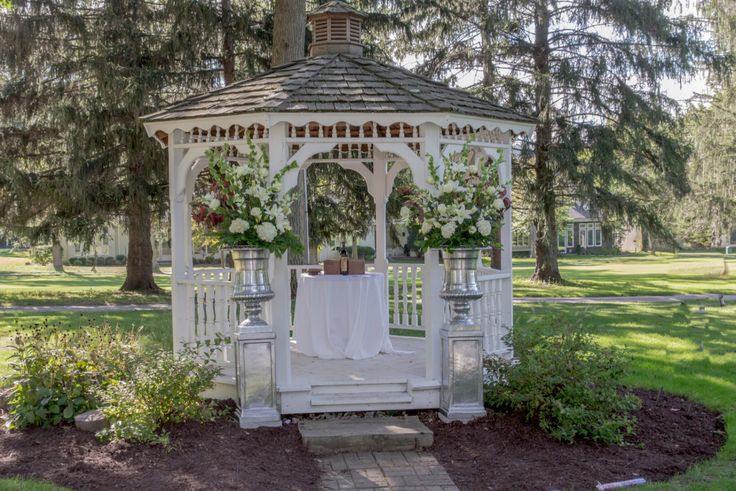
[28,246,53,266]
[97,344,222,445]
[484,317,640,444]
[115,254,126,264]
[5,324,143,429]
[104,256,116,266]
[68,257,80,266]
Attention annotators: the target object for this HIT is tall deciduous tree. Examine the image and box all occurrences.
[385,0,711,282]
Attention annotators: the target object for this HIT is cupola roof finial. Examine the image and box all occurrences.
[307,1,366,57]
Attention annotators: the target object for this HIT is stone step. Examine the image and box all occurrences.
[310,391,412,406]
[298,416,433,454]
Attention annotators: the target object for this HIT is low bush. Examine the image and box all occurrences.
[484,317,640,444]
[103,256,116,266]
[97,344,222,446]
[28,246,53,266]
[4,324,142,428]
[5,322,224,446]
[115,254,126,264]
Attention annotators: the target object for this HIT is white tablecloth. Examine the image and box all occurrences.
[294,272,395,360]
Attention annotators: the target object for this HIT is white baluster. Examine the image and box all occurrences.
[401,265,409,326]
[392,265,399,326]
[411,266,419,327]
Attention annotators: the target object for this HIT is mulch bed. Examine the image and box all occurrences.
[422,388,726,490]
[0,413,321,490]
[0,388,725,491]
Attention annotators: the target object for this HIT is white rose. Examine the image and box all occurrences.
[420,221,433,234]
[493,198,505,210]
[477,219,492,237]
[437,203,447,215]
[469,226,477,234]
[400,206,412,220]
[256,222,278,242]
[234,165,249,177]
[209,198,221,210]
[250,207,262,219]
[440,222,457,239]
[229,218,249,234]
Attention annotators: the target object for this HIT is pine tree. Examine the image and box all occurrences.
[0,0,270,290]
[383,0,712,282]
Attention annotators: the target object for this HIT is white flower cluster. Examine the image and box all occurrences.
[401,145,510,249]
[192,143,299,251]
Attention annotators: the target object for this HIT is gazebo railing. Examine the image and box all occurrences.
[177,263,511,366]
[178,268,239,368]
[471,269,513,355]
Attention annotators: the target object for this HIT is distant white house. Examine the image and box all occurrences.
[61,222,172,263]
[513,203,629,256]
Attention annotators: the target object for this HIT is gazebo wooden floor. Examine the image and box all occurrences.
[289,335,426,385]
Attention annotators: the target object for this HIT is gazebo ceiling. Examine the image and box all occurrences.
[142,53,534,125]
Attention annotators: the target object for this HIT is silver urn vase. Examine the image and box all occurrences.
[440,248,483,329]
[438,247,486,423]
[230,247,281,429]
[231,247,274,332]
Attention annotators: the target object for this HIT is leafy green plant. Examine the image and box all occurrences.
[28,246,53,266]
[484,315,640,444]
[97,342,223,446]
[4,323,143,428]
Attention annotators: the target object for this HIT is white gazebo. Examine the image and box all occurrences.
[142,1,534,424]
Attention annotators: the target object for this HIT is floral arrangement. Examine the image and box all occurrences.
[400,144,510,251]
[191,141,302,256]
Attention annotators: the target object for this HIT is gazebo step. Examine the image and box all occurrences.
[298,416,433,454]
[310,391,412,406]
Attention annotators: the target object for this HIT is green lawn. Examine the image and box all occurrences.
[0,478,70,491]
[513,251,735,298]
[515,300,736,489]
[0,250,171,306]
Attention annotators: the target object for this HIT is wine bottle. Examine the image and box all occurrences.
[339,242,349,275]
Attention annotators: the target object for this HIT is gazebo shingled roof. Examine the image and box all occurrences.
[141,53,535,125]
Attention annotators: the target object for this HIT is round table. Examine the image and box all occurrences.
[293,272,394,360]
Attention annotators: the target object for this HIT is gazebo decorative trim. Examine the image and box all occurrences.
[142,0,534,424]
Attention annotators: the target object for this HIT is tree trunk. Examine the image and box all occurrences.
[51,233,64,272]
[530,0,561,284]
[274,0,308,264]
[222,0,235,85]
[351,236,358,259]
[121,188,161,292]
[271,0,306,66]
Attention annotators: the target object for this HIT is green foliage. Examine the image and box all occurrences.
[4,324,142,429]
[484,316,640,444]
[97,343,223,446]
[3,319,221,446]
[28,246,52,266]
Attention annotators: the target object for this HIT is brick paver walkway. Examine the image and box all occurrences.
[318,451,459,490]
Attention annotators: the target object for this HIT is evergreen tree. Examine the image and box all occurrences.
[0,0,270,290]
[385,0,712,281]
